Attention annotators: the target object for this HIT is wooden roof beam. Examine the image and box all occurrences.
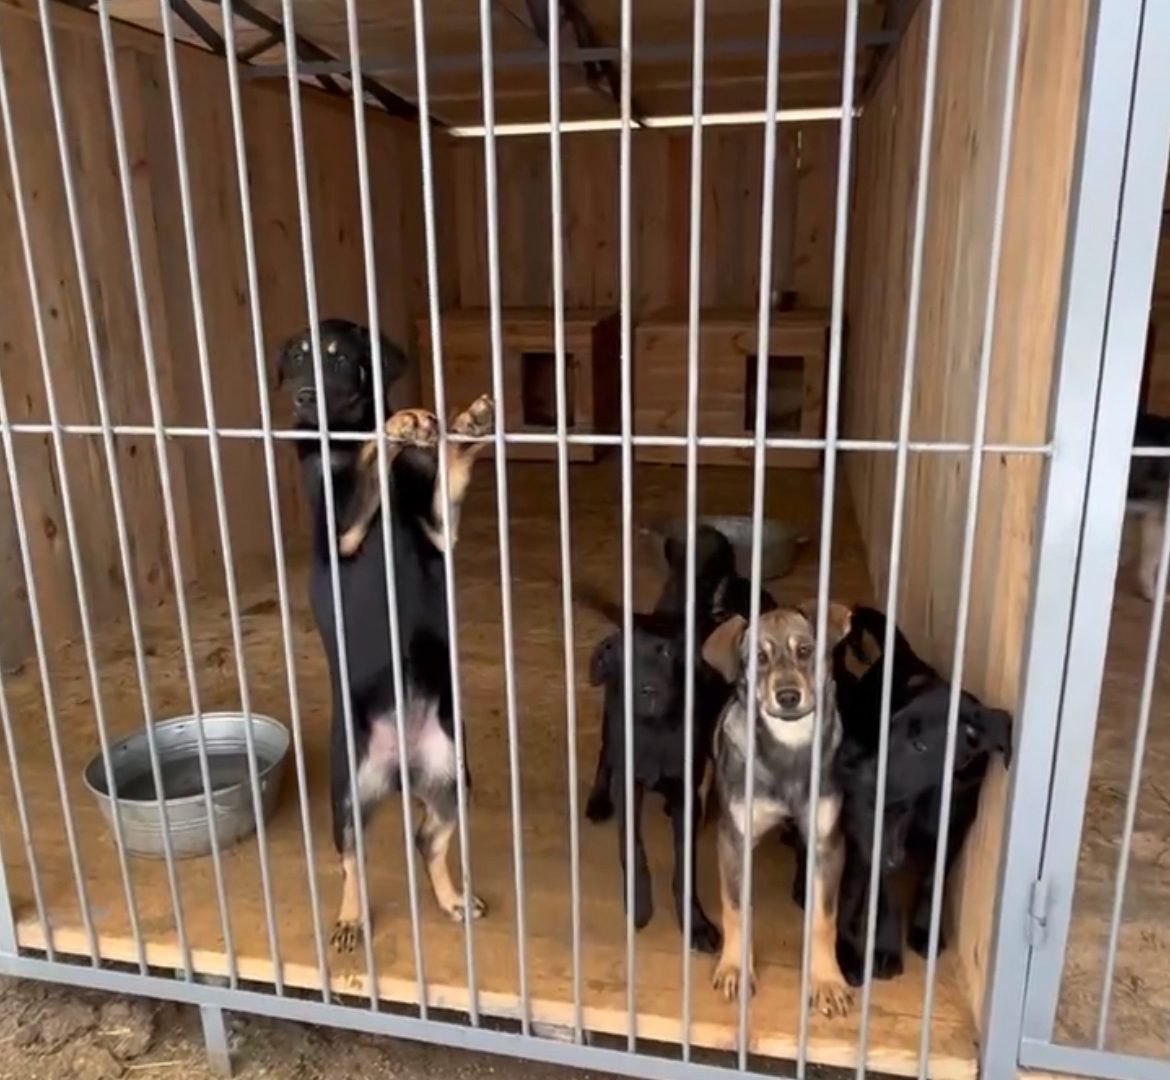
[169,0,225,55]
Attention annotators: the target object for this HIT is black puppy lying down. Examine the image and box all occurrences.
[276,320,494,950]
[828,606,1013,985]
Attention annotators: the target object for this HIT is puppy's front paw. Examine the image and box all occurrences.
[385,407,439,448]
[690,917,723,955]
[907,920,945,958]
[872,945,904,981]
[585,787,614,822]
[451,394,495,438]
[330,919,362,954]
[836,938,865,988]
[811,977,853,1019]
[633,887,654,931]
[712,958,755,1002]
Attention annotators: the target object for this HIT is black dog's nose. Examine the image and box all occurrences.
[295,387,316,409]
[775,688,802,712]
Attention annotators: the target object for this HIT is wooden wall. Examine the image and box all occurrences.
[843,0,1089,1025]
[432,124,839,313]
[0,1,423,668]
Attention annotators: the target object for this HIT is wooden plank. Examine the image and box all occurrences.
[842,0,1090,1031]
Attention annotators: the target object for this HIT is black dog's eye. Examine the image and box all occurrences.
[911,737,928,754]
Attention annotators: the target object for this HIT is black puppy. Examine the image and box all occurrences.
[276,320,494,951]
[826,606,1012,985]
[583,605,727,953]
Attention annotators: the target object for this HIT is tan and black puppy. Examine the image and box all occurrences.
[702,601,854,1017]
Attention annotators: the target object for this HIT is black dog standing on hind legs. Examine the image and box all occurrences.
[276,319,495,952]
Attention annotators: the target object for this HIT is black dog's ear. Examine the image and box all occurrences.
[589,633,621,687]
[980,706,1014,768]
[702,615,747,683]
[663,535,685,572]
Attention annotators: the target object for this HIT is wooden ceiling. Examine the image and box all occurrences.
[73,0,896,126]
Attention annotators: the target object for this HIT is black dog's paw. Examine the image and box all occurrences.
[873,946,904,981]
[836,937,866,988]
[790,871,807,911]
[585,788,614,822]
[907,920,946,958]
[690,918,722,955]
[630,887,654,930]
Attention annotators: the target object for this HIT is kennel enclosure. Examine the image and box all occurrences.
[0,2,1167,1080]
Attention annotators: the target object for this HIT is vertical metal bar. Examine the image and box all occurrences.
[546,0,584,1042]
[88,0,238,982]
[0,660,49,957]
[796,0,859,1073]
[916,1,1023,1073]
[618,0,637,1050]
[19,0,155,974]
[277,0,380,1007]
[155,0,283,991]
[46,0,197,981]
[0,17,96,970]
[679,0,706,1060]
[217,0,331,1000]
[407,0,481,1023]
[978,4,1146,1070]
[1016,0,1170,1044]
[855,0,942,1072]
[199,1004,233,1077]
[735,0,784,1068]
[1096,463,1170,1047]
[476,0,532,1034]
[340,0,429,1018]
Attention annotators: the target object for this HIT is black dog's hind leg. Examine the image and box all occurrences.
[415,779,487,923]
[329,721,380,953]
[616,778,652,929]
[665,780,721,953]
[835,844,903,985]
[585,721,614,822]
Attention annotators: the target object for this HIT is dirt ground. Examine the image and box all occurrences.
[0,978,614,1080]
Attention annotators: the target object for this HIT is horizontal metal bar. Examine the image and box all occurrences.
[1019,1038,1170,1080]
[241,32,899,81]
[447,107,851,136]
[0,953,783,1080]
[0,421,1050,454]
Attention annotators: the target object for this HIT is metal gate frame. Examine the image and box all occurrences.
[980,1,1170,1078]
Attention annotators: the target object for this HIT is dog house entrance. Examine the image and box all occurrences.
[743,354,804,435]
[520,350,576,429]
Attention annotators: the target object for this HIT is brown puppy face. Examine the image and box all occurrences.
[703,601,852,723]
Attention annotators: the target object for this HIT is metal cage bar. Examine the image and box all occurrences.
[217,0,332,1001]
[154,0,284,989]
[546,0,585,1043]
[409,0,482,1021]
[477,0,533,1032]
[796,0,858,1072]
[277,0,381,1006]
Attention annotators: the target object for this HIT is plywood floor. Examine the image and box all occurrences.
[0,462,978,1078]
[1056,529,1170,1060]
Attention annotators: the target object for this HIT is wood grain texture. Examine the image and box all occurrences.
[432,125,836,314]
[0,2,422,666]
[843,0,1089,1029]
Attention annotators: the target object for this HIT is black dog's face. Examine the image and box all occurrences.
[275,320,407,430]
[589,628,683,722]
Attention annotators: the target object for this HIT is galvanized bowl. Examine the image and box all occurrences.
[650,515,808,582]
[83,712,290,860]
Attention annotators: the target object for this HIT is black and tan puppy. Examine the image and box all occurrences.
[276,320,494,951]
[702,603,854,1016]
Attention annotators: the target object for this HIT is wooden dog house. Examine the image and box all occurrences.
[634,308,829,469]
[2,1,1161,1078]
[416,309,620,462]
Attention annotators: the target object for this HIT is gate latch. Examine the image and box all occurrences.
[1026,877,1050,947]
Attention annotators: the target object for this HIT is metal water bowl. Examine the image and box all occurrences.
[652,514,807,581]
[83,712,289,859]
